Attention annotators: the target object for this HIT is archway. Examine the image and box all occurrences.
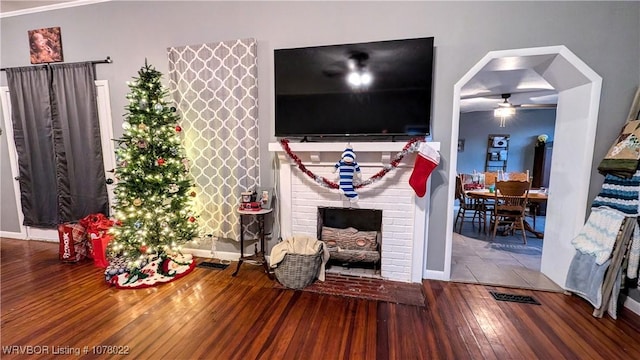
[443,46,602,287]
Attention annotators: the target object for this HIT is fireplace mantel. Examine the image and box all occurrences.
[268,141,440,164]
[269,140,440,283]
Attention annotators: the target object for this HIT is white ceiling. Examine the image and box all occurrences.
[460,54,559,113]
[1,0,559,114]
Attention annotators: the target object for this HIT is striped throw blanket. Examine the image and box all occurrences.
[571,207,626,265]
[591,171,640,215]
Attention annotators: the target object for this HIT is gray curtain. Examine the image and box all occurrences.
[6,63,109,227]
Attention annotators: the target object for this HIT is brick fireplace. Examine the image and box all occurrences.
[268,141,440,283]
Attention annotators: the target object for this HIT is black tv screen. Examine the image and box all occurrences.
[275,37,434,139]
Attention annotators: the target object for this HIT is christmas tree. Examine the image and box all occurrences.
[108,61,198,268]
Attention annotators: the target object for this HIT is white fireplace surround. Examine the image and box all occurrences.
[269,141,440,283]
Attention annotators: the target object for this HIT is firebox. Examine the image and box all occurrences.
[317,207,382,272]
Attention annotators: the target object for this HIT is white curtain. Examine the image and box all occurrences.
[167,38,260,241]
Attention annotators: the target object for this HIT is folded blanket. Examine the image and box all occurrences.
[571,207,626,265]
[598,120,640,178]
[269,235,330,281]
[591,171,640,215]
[565,250,611,309]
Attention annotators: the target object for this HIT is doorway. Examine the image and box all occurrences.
[443,46,602,289]
[453,111,558,290]
[0,80,116,241]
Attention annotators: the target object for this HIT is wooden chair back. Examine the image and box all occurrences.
[455,175,466,203]
[455,175,475,207]
[494,180,530,214]
[491,180,531,243]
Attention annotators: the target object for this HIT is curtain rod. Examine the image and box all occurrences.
[0,56,113,71]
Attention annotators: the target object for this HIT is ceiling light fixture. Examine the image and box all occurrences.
[494,94,516,127]
[345,52,373,89]
[347,70,373,87]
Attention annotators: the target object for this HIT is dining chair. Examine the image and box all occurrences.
[500,172,536,223]
[490,180,531,244]
[454,175,486,233]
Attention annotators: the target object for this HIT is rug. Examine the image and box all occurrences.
[490,242,542,255]
[274,273,426,307]
[106,253,196,289]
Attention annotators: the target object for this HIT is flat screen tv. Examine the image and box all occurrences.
[274,37,434,140]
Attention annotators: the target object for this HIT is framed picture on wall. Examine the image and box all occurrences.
[28,27,64,64]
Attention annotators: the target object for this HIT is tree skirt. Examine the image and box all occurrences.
[105,253,195,289]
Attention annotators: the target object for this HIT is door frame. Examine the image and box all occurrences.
[443,45,602,288]
[0,80,115,241]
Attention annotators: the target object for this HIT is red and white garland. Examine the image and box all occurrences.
[279,138,423,190]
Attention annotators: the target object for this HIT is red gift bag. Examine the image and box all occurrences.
[58,223,89,262]
[91,234,112,268]
[80,213,114,268]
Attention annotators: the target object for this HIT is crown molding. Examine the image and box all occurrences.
[0,0,111,19]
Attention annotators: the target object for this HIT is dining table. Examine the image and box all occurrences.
[466,188,548,239]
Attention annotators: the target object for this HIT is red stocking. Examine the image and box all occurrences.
[409,143,440,197]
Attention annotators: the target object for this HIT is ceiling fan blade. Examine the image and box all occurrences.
[321,60,349,77]
[519,103,557,109]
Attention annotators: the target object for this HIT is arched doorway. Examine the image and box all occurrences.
[444,46,602,287]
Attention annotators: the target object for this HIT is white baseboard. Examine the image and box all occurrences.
[182,247,239,262]
[0,231,56,242]
[423,270,447,281]
[0,231,26,239]
[624,296,640,316]
[31,237,58,243]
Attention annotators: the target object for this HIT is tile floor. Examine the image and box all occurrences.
[451,210,563,292]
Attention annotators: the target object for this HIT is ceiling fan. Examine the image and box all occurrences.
[321,51,370,78]
[496,93,557,110]
[460,90,557,113]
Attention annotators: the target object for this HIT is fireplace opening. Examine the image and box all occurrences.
[317,207,382,277]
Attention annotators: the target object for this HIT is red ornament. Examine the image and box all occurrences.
[190,191,196,197]
[189,216,196,223]
[140,245,148,253]
[157,158,165,166]
[175,125,182,132]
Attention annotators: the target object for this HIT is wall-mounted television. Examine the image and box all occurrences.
[274,37,434,140]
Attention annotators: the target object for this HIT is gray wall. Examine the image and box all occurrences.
[457,109,557,175]
[1,1,639,273]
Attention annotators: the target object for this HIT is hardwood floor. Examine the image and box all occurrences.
[1,238,639,359]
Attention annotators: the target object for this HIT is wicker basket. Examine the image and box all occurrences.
[274,244,323,290]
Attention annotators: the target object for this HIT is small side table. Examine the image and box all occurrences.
[232,208,273,278]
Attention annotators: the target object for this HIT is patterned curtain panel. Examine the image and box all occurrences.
[167,38,260,241]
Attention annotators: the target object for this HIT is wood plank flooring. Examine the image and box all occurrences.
[1,238,639,359]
